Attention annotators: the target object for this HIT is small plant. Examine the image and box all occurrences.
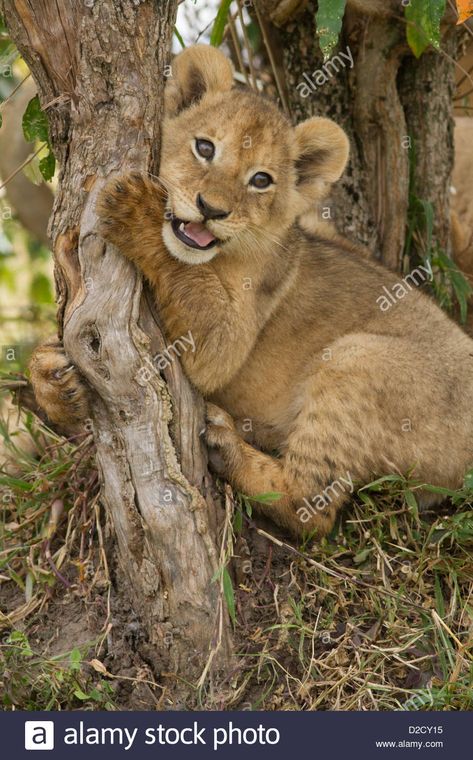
[405,142,472,323]
[1,630,116,710]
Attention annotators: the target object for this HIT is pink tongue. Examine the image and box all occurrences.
[184,222,215,247]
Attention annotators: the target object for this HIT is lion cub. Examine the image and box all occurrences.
[30,45,473,538]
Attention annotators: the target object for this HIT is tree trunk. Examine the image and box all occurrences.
[259,0,459,269]
[1,0,232,696]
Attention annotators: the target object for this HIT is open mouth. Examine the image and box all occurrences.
[171,217,218,251]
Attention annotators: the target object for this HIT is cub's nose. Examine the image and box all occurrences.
[196,193,230,221]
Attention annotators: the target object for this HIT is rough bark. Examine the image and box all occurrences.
[1,0,232,694]
[258,0,459,269]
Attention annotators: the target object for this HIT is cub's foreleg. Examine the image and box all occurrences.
[96,174,260,393]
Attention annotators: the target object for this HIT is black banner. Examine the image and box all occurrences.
[2,710,470,759]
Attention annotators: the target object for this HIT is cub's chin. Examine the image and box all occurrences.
[162,222,220,265]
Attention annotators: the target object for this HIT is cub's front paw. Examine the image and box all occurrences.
[95,172,165,250]
[29,338,90,432]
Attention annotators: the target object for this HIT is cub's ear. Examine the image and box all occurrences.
[293,117,349,206]
[165,44,234,116]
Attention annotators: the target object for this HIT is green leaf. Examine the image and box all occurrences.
[431,247,472,323]
[450,268,472,324]
[7,630,33,656]
[405,0,446,58]
[70,648,82,671]
[243,497,252,517]
[357,490,375,507]
[174,26,185,49]
[222,567,236,625]
[0,261,15,291]
[210,0,232,48]
[464,469,473,490]
[22,153,44,186]
[39,150,55,181]
[30,272,53,304]
[73,688,89,700]
[353,547,371,564]
[251,491,283,503]
[233,507,243,534]
[434,573,445,617]
[0,474,33,491]
[404,488,419,521]
[315,0,347,61]
[25,571,34,602]
[359,474,403,492]
[22,94,49,143]
[419,199,434,254]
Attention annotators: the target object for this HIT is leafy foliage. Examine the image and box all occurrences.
[223,567,236,624]
[174,25,186,50]
[404,0,446,58]
[1,631,116,710]
[315,0,347,61]
[312,0,448,62]
[405,138,471,323]
[428,247,472,324]
[21,94,55,182]
[210,0,232,47]
[22,94,49,143]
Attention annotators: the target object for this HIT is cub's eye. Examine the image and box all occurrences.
[195,138,215,160]
[249,172,273,190]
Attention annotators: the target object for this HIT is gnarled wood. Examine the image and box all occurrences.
[1,0,232,692]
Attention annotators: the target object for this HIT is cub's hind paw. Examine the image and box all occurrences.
[29,338,90,432]
[205,403,239,475]
[205,402,236,441]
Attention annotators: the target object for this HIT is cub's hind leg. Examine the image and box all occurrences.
[205,403,349,538]
[205,334,443,539]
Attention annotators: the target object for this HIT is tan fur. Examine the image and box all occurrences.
[28,337,89,431]
[30,46,473,538]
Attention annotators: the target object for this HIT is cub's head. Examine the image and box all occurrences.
[160,45,349,265]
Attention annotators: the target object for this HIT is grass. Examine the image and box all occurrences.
[0,396,101,612]
[1,630,116,710]
[1,390,472,711]
[225,475,473,711]
[0,391,118,709]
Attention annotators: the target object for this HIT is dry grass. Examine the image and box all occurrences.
[224,480,473,711]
